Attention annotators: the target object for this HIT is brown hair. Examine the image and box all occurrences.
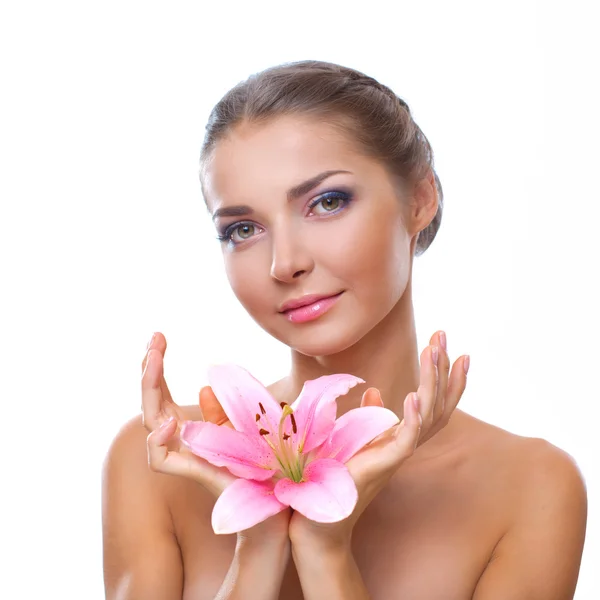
[199,60,443,256]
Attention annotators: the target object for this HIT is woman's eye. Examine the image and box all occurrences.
[309,192,351,215]
[316,197,341,212]
[230,223,256,242]
[217,222,259,245]
[218,192,352,246]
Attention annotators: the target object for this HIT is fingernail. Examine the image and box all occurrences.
[147,333,155,350]
[160,416,175,430]
[431,345,439,366]
[412,392,420,412]
[463,355,470,375]
[141,351,152,380]
[439,331,447,351]
[412,393,422,424]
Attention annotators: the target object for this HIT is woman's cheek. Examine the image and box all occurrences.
[340,213,409,300]
[225,252,272,316]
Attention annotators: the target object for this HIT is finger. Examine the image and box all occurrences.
[141,332,161,373]
[147,417,229,495]
[360,387,384,408]
[415,344,439,432]
[199,385,232,427]
[141,349,164,431]
[345,391,421,499]
[442,355,469,422]
[141,332,174,405]
[356,392,421,478]
[430,331,450,424]
[394,392,422,457]
[147,416,177,470]
[420,354,469,444]
[141,348,182,430]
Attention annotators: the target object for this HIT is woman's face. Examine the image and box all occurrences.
[203,115,417,356]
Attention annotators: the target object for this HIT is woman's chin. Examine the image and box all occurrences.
[292,342,355,358]
[276,323,368,358]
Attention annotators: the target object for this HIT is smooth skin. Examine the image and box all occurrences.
[102,115,587,599]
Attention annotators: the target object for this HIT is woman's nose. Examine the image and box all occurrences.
[269,226,314,283]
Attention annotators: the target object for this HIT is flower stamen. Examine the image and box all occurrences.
[279,404,304,482]
[253,401,304,483]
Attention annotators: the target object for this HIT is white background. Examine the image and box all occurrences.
[1,0,598,598]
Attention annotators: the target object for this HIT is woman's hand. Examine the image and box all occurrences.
[288,330,469,550]
[141,332,292,540]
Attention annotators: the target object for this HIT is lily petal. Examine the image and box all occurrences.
[316,406,400,463]
[207,363,283,437]
[180,420,276,481]
[274,458,358,522]
[212,478,287,535]
[291,374,364,454]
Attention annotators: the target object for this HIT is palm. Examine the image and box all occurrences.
[141,334,291,538]
[141,336,232,430]
[141,333,242,494]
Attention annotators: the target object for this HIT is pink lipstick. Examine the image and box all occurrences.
[280,292,343,323]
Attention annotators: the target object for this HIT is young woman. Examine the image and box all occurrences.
[102,60,587,599]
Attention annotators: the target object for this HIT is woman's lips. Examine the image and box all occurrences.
[281,292,343,323]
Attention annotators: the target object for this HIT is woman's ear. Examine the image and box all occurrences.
[410,169,439,236]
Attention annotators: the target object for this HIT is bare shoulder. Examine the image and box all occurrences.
[508,430,588,523]
[102,411,180,547]
[102,404,204,495]
[458,410,586,493]
[102,406,209,599]
[448,410,588,541]
[445,411,588,598]
[105,411,147,456]
[103,412,158,490]
[103,412,169,494]
[102,413,182,598]
[455,416,588,598]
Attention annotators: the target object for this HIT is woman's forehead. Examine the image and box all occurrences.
[204,117,370,205]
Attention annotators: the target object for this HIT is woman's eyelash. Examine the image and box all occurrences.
[307,190,352,212]
[216,190,353,244]
[216,223,254,243]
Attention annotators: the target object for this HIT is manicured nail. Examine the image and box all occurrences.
[463,355,470,375]
[160,416,175,430]
[431,345,439,366]
[412,392,420,412]
[412,393,422,424]
[439,331,447,351]
[147,333,155,350]
[142,351,152,378]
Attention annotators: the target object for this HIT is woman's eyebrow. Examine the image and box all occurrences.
[211,205,253,220]
[211,169,352,221]
[287,169,352,202]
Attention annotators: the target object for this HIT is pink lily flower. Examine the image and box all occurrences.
[180,364,399,534]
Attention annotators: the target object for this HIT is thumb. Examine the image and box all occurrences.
[199,385,231,427]
[363,392,422,475]
[360,387,384,408]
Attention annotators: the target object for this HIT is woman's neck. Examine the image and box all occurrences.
[281,286,421,422]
